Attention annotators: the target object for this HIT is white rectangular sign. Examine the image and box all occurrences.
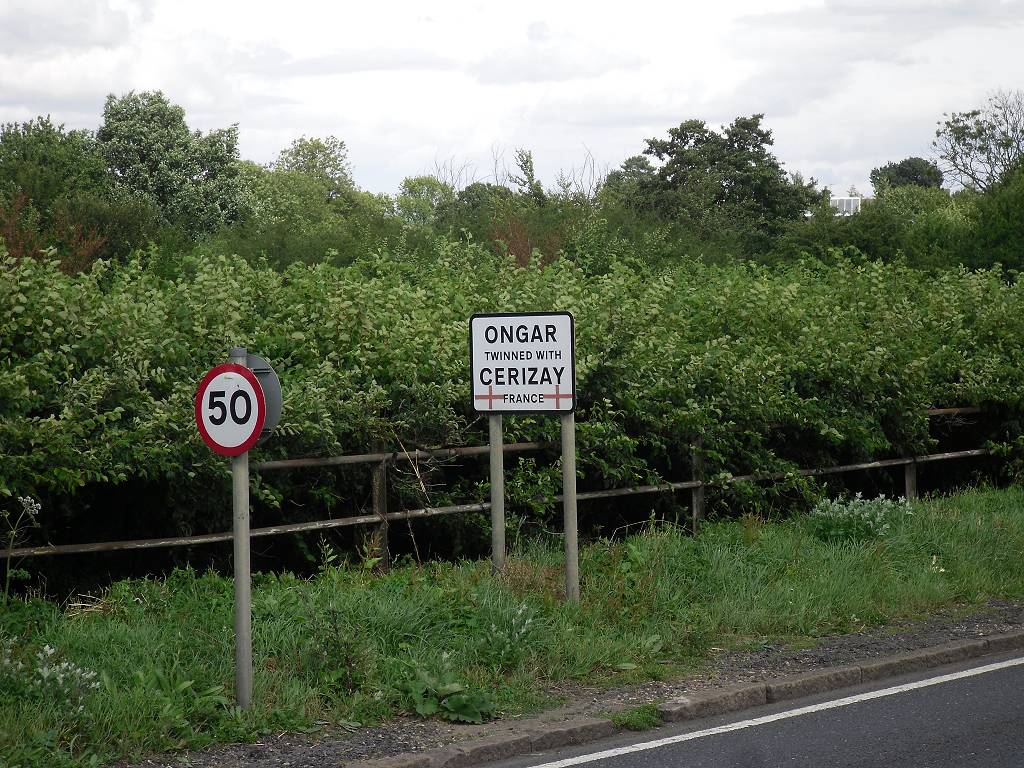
[470,312,575,413]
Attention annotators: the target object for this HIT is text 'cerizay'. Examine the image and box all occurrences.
[470,312,576,413]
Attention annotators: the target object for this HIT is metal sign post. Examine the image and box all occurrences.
[489,414,505,573]
[195,347,281,709]
[228,347,253,710]
[560,411,579,602]
[470,312,578,601]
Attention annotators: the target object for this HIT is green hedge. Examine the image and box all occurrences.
[2,241,1023,546]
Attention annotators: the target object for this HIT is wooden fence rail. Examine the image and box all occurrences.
[3,439,992,560]
[253,441,545,472]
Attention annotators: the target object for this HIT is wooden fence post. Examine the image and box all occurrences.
[691,439,705,536]
[904,458,918,501]
[371,442,390,572]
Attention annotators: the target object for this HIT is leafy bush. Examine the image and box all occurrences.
[1,241,1023,555]
[771,186,981,270]
[808,493,909,542]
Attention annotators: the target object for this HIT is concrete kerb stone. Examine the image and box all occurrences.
[658,682,766,722]
[858,638,988,682]
[858,651,934,682]
[921,638,990,665]
[527,717,617,750]
[982,630,1024,654]
[420,747,462,767]
[425,732,536,767]
[346,635,1024,768]
[765,665,862,703]
[414,720,617,768]
[346,754,433,768]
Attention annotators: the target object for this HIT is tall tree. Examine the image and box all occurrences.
[599,155,657,209]
[0,117,108,221]
[629,115,822,246]
[933,89,1024,192]
[869,157,943,194]
[508,149,546,206]
[0,116,159,267]
[397,175,455,226]
[236,161,335,231]
[273,135,352,200]
[97,90,242,235]
[966,164,1024,271]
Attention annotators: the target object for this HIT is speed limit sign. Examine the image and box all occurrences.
[194,363,266,456]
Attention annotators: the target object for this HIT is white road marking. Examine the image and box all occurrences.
[525,655,1024,767]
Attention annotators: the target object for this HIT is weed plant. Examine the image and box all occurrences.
[808,493,909,542]
[1,486,1023,765]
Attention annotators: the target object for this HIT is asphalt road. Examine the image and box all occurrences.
[494,654,1024,768]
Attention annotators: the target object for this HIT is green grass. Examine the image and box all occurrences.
[611,703,662,731]
[3,486,1024,766]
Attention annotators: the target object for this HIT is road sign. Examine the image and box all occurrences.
[245,353,282,444]
[195,363,266,457]
[470,312,580,603]
[470,312,575,413]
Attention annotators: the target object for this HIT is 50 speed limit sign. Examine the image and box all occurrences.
[195,363,266,456]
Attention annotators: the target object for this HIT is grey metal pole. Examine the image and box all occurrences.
[229,346,253,710]
[489,415,505,573]
[561,412,579,603]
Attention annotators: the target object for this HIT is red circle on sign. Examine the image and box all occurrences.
[194,363,266,457]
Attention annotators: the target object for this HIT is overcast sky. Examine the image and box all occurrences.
[2,0,1023,196]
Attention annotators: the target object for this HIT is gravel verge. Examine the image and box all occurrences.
[112,599,1024,768]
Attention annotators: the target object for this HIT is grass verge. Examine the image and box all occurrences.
[2,486,1024,766]
[610,704,662,731]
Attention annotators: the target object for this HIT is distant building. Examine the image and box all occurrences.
[829,196,868,216]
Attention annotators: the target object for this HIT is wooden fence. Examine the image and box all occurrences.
[1,408,992,560]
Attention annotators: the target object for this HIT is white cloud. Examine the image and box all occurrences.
[471,34,646,85]
[0,0,134,56]
[236,47,460,77]
[0,0,1022,194]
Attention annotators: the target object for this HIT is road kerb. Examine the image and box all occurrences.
[345,753,433,768]
[765,665,862,703]
[858,651,935,682]
[343,635,1023,768]
[407,720,614,768]
[427,733,537,767]
[527,717,617,750]
[922,638,990,665]
[658,682,766,722]
[984,630,1024,654]
[858,638,987,682]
